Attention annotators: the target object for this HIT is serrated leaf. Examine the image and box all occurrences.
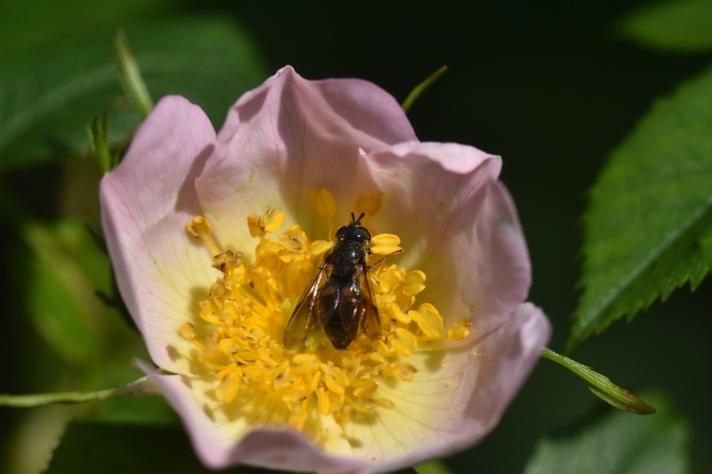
[0,16,266,170]
[523,393,689,474]
[569,65,712,348]
[5,405,79,474]
[620,0,712,53]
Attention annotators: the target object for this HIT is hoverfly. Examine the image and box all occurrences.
[284,212,381,350]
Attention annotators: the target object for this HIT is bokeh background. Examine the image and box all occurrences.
[1,1,710,473]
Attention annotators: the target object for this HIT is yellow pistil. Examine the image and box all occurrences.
[182,193,471,448]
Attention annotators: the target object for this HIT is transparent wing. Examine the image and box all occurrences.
[283,259,331,350]
[360,266,381,339]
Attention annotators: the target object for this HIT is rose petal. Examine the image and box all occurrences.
[195,66,416,248]
[361,302,550,472]
[365,142,530,331]
[138,361,369,473]
[464,302,551,427]
[101,96,218,373]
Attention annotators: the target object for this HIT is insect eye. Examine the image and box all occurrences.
[356,228,371,241]
[336,226,348,239]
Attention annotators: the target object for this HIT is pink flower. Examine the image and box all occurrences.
[100,66,550,473]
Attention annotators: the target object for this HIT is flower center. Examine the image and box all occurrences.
[180,190,471,444]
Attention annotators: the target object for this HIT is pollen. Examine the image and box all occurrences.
[182,202,470,449]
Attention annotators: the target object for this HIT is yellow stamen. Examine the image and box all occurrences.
[448,319,472,340]
[411,303,444,338]
[186,215,222,256]
[181,197,469,450]
[247,209,286,237]
[370,233,402,255]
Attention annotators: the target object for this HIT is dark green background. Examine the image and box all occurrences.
[1,1,710,473]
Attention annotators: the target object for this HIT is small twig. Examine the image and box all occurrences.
[402,65,448,113]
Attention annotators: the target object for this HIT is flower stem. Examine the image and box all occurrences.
[541,347,655,414]
[402,65,448,113]
[113,28,154,117]
[0,376,157,408]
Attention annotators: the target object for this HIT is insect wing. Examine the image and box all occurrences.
[359,266,381,338]
[283,260,331,350]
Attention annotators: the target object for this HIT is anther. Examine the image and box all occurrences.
[186,215,222,256]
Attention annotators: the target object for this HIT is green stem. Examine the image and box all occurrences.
[0,376,157,408]
[113,28,154,117]
[541,348,655,414]
[401,65,448,113]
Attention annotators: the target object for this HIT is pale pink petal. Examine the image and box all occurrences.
[138,362,369,474]
[465,303,551,424]
[365,142,530,332]
[195,66,416,247]
[368,303,550,472]
[101,96,218,373]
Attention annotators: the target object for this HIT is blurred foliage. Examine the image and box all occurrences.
[621,0,712,52]
[4,405,80,474]
[0,14,266,170]
[24,221,106,363]
[0,0,173,57]
[413,460,451,474]
[524,393,689,474]
[570,65,712,348]
[45,422,206,474]
[0,2,266,471]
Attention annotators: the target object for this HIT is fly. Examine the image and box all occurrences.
[284,212,380,350]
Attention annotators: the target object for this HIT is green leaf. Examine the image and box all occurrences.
[0,16,266,170]
[414,460,451,474]
[4,405,80,474]
[87,113,114,173]
[0,0,170,57]
[524,393,689,474]
[23,221,109,363]
[620,0,712,53]
[569,65,712,349]
[541,349,655,415]
[113,28,154,117]
[46,422,282,473]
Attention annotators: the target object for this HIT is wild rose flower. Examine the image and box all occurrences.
[100,66,551,473]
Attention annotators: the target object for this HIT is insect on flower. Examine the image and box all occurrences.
[284,212,382,350]
[100,66,552,473]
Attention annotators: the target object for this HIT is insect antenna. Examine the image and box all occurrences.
[350,211,366,223]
